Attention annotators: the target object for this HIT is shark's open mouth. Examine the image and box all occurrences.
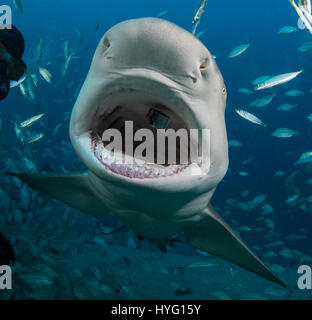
[88,89,201,179]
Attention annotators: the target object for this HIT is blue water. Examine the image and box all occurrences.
[1,0,312,299]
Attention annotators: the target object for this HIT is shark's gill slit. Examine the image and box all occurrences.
[89,91,200,179]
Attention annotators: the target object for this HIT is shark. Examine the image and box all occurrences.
[11,18,286,288]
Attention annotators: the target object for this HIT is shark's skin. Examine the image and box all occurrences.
[11,18,286,288]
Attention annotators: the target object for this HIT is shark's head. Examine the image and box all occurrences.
[70,18,228,196]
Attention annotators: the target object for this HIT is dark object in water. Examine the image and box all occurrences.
[0,26,25,60]
[0,59,10,100]
[176,287,191,296]
[0,232,15,265]
[0,26,26,100]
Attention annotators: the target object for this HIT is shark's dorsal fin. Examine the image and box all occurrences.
[184,204,286,288]
[9,172,109,216]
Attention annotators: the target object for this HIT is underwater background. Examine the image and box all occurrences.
[0,0,312,299]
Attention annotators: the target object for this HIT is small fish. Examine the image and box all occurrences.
[235,109,266,127]
[250,194,267,207]
[19,82,28,99]
[263,251,277,259]
[30,73,39,87]
[264,218,275,231]
[196,31,205,39]
[19,113,45,128]
[286,194,300,204]
[255,70,303,91]
[250,94,276,107]
[271,128,299,138]
[192,0,207,25]
[228,43,250,58]
[39,67,53,84]
[238,88,253,94]
[228,140,242,147]
[277,26,298,35]
[213,290,232,300]
[157,10,169,18]
[265,241,284,249]
[14,122,24,142]
[298,41,312,52]
[242,190,249,197]
[252,75,272,86]
[22,133,44,144]
[27,76,36,100]
[237,226,251,232]
[285,234,306,241]
[187,262,217,268]
[276,103,297,111]
[53,123,63,136]
[307,114,312,121]
[61,54,73,78]
[12,0,23,13]
[285,89,304,96]
[242,157,254,165]
[239,172,248,176]
[274,171,287,176]
[295,151,312,165]
[36,38,44,64]
[64,40,71,60]
[76,30,84,44]
[10,75,26,88]
[279,248,294,259]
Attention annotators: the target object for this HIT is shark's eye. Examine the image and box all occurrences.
[200,58,209,70]
[103,36,111,49]
[222,87,226,95]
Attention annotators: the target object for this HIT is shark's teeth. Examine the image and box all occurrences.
[91,133,190,179]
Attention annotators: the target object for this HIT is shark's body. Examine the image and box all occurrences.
[12,18,285,288]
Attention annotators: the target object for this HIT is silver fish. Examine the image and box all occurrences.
[19,113,45,128]
[192,0,207,25]
[39,67,53,84]
[10,75,26,88]
[22,133,44,144]
[255,70,303,90]
[235,109,266,127]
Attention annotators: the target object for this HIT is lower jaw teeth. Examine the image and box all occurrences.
[94,144,189,179]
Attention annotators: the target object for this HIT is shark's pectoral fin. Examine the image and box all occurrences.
[9,172,109,216]
[184,204,286,288]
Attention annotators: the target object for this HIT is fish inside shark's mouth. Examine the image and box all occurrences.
[88,90,202,179]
